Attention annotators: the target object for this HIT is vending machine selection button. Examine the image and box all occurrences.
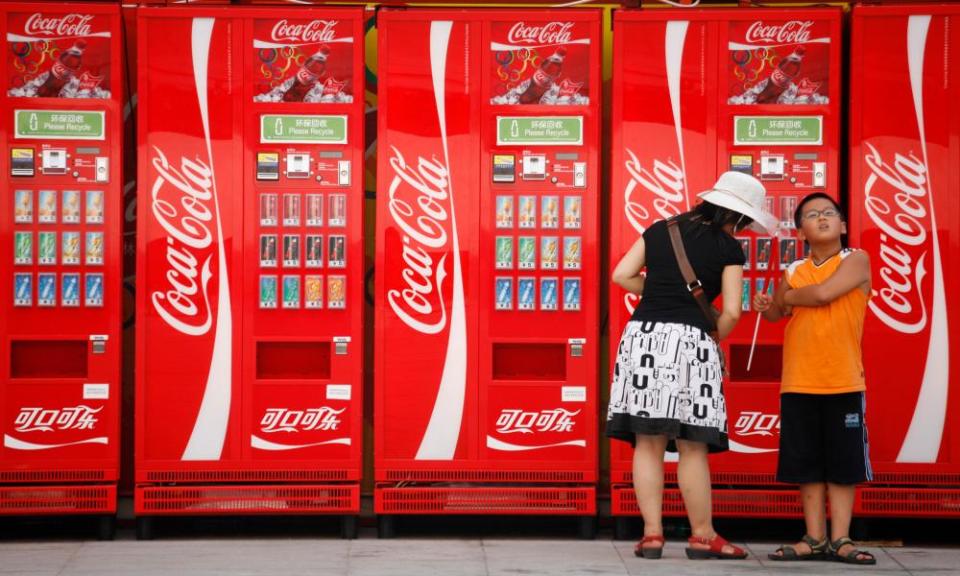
[521,154,546,180]
[813,162,826,187]
[41,148,68,174]
[95,157,109,183]
[573,162,586,188]
[337,160,351,186]
[285,152,311,178]
[492,154,515,183]
[11,148,35,176]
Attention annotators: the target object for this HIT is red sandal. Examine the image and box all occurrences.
[685,534,748,560]
[634,534,665,559]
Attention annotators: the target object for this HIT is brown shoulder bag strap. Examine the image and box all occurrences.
[666,219,720,341]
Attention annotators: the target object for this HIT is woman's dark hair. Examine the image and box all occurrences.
[675,200,753,237]
[793,192,844,229]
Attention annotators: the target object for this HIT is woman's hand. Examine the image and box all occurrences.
[716,265,744,339]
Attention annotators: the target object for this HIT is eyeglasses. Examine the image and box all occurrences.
[801,208,840,221]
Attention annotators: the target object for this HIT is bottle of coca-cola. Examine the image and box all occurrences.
[755,46,806,104]
[282,45,331,103]
[36,40,87,98]
[518,47,567,104]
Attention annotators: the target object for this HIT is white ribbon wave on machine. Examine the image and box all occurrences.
[7,32,110,42]
[253,37,353,49]
[4,434,108,451]
[490,39,590,52]
[486,436,586,451]
[251,435,351,451]
[728,38,830,51]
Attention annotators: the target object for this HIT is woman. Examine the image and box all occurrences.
[607,171,777,560]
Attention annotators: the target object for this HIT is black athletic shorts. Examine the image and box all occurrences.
[776,392,873,485]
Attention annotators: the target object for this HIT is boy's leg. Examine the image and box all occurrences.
[675,438,740,555]
[633,434,669,546]
[772,394,828,557]
[827,482,856,541]
[800,482,828,542]
[824,392,873,561]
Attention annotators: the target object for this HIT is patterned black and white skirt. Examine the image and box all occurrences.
[606,321,729,453]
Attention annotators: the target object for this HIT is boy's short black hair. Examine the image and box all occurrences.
[793,193,845,230]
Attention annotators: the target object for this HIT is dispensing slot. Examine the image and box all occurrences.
[257,341,331,379]
[492,343,565,381]
[729,343,782,382]
[11,340,88,378]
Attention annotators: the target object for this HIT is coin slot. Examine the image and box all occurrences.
[492,343,565,381]
[11,340,88,378]
[256,341,331,380]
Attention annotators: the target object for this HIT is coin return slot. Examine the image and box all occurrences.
[11,340,88,379]
[729,343,782,383]
[492,343,566,381]
[256,341,330,380]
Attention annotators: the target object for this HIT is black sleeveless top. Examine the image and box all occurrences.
[629,219,746,333]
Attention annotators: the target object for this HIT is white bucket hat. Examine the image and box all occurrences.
[697,171,779,235]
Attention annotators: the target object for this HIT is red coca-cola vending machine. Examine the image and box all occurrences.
[609,7,842,533]
[849,3,960,518]
[0,3,122,537]
[375,9,600,536]
[136,6,365,538]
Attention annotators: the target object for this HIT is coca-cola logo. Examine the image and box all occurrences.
[734,411,780,437]
[149,146,217,337]
[322,77,346,96]
[495,408,579,435]
[78,71,103,91]
[270,19,337,44]
[24,13,93,38]
[14,405,102,433]
[386,146,452,335]
[862,142,930,334]
[623,149,686,235]
[260,407,344,433]
[745,20,813,45]
[557,79,584,97]
[507,21,573,46]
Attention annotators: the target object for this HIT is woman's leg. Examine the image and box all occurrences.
[676,439,739,555]
[633,434,668,546]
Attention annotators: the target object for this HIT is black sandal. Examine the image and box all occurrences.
[829,537,877,565]
[768,534,829,561]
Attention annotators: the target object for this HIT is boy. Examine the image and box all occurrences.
[754,193,876,565]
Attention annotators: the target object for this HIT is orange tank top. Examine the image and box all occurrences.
[781,249,868,395]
